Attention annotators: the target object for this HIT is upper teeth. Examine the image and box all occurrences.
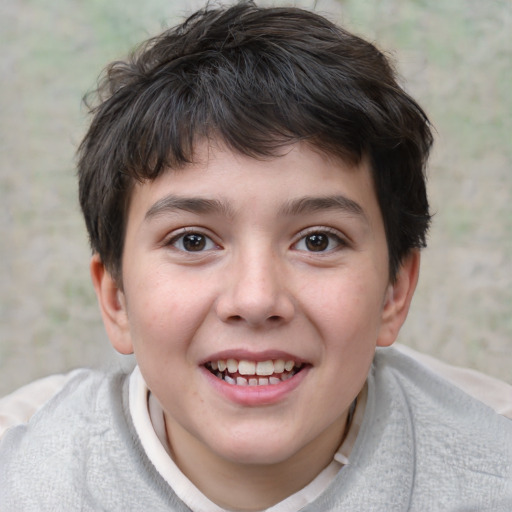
[210,358,297,376]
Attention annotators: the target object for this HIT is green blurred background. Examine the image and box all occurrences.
[1,0,511,395]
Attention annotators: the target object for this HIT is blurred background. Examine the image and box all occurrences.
[1,0,511,396]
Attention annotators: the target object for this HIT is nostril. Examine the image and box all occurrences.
[226,314,282,324]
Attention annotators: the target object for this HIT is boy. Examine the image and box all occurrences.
[1,2,511,510]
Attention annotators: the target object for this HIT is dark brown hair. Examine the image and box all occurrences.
[78,1,433,283]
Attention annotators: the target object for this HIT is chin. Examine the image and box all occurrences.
[222,447,295,467]
[210,428,304,467]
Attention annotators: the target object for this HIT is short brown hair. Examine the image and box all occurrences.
[78,1,433,283]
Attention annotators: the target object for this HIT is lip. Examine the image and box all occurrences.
[200,363,310,407]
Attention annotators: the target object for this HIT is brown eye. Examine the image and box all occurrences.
[294,230,344,253]
[182,233,206,251]
[170,232,217,252]
[305,233,329,251]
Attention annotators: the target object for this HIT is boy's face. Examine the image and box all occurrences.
[93,142,418,475]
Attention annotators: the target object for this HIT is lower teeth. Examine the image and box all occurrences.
[215,370,296,386]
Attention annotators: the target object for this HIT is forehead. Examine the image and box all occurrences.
[126,142,382,229]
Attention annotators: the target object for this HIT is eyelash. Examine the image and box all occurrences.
[292,228,348,253]
[164,227,348,254]
[165,229,219,253]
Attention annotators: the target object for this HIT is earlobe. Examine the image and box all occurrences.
[90,254,134,355]
[377,250,420,347]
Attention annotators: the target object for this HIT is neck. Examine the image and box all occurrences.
[165,412,348,511]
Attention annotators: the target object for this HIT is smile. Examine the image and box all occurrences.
[205,358,304,386]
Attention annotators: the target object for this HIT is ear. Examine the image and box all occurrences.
[90,254,134,355]
[377,250,420,348]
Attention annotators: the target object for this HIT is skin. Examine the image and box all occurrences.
[91,142,420,510]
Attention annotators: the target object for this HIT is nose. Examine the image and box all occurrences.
[215,245,295,327]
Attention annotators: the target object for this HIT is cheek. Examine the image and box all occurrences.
[305,271,385,342]
[125,270,211,353]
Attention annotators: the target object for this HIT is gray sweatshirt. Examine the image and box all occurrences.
[1,348,511,511]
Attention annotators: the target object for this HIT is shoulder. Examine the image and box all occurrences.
[0,369,126,459]
[373,346,512,445]
[394,343,512,418]
[0,370,129,508]
[373,347,512,508]
[0,367,126,446]
[0,369,185,511]
[0,370,104,437]
[374,346,512,422]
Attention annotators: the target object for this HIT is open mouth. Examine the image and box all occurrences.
[204,358,305,386]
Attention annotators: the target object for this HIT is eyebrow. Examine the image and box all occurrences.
[145,195,234,221]
[145,194,367,223]
[279,195,368,222]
